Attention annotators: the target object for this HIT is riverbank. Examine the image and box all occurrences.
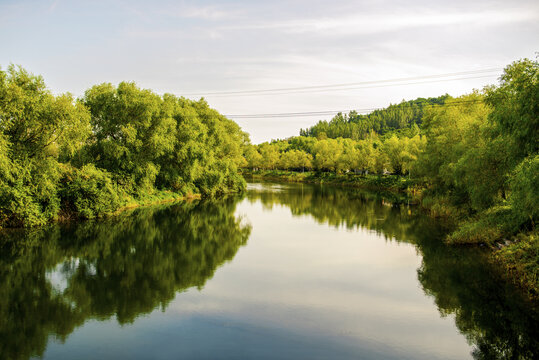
[113,192,201,214]
[54,189,202,223]
[242,169,419,193]
[242,170,538,301]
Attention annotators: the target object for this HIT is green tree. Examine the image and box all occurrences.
[244,144,263,170]
[510,155,539,227]
[336,138,359,173]
[485,58,538,159]
[258,143,280,170]
[416,93,494,208]
[0,66,91,227]
[313,139,342,171]
[82,82,175,193]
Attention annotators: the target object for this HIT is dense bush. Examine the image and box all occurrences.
[494,230,539,299]
[509,155,539,228]
[59,164,122,219]
[0,157,62,227]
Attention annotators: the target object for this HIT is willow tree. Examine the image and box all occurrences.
[82,84,246,197]
[0,65,91,227]
[485,58,539,228]
[163,97,246,195]
[82,82,176,194]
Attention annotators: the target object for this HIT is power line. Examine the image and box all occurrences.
[226,99,486,119]
[227,109,376,119]
[181,68,501,97]
[216,74,498,97]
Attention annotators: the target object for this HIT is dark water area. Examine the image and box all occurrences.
[0,182,537,359]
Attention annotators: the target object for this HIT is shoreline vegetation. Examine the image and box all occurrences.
[239,58,538,299]
[1,58,537,299]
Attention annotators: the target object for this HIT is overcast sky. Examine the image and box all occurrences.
[1,0,537,143]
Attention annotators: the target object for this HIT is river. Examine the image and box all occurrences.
[1,181,537,359]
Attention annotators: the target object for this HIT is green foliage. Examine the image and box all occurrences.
[59,164,122,219]
[312,139,342,171]
[279,149,312,171]
[258,142,280,169]
[300,95,450,140]
[383,134,426,175]
[0,156,62,227]
[0,66,247,227]
[494,230,539,299]
[243,144,263,170]
[412,59,539,300]
[82,82,176,193]
[486,58,539,159]
[244,132,426,177]
[157,97,246,195]
[509,155,539,227]
[446,206,514,244]
[415,59,538,248]
[0,65,91,161]
[416,93,495,206]
[0,65,91,227]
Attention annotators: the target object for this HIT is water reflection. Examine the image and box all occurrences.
[247,182,539,359]
[0,197,251,360]
[1,182,537,359]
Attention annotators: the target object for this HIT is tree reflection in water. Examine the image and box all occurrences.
[1,182,537,360]
[247,182,539,359]
[0,197,251,360]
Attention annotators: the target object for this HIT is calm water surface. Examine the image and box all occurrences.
[1,182,537,359]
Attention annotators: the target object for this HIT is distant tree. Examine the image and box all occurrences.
[258,143,280,170]
[313,139,342,171]
[244,144,263,170]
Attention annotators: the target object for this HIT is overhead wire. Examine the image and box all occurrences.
[181,68,501,97]
[207,74,498,98]
[225,99,486,119]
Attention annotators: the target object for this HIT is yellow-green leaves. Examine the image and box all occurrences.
[0,66,248,227]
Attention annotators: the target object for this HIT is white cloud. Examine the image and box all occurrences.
[178,5,239,20]
[218,8,538,36]
[2,0,537,143]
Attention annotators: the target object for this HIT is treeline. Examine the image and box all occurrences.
[0,66,247,227]
[299,94,450,140]
[244,132,425,175]
[244,59,538,247]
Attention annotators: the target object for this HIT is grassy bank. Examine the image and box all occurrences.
[494,231,539,301]
[56,188,202,223]
[113,191,201,213]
